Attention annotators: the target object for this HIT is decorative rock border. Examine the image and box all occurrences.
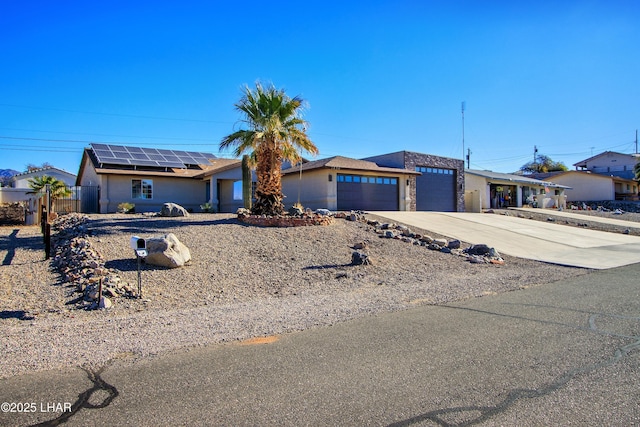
[340,211,505,265]
[51,213,136,309]
[237,209,335,227]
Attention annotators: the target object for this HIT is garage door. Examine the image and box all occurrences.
[415,167,456,211]
[337,174,399,211]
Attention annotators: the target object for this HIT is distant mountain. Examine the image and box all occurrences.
[0,169,20,186]
[0,169,20,177]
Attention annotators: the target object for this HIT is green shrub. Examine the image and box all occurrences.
[200,202,215,213]
[117,202,135,213]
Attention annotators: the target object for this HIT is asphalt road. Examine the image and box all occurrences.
[1,264,639,426]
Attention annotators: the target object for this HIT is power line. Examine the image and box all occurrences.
[0,103,231,124]
[0,127,219,143]
[0,135,216,146]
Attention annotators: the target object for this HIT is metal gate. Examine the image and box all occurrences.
[54,186,100,214]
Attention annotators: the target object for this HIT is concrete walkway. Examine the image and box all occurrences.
[512,207,640,229]
[374,211,640,269]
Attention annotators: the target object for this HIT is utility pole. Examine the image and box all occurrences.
[533,145,539,172]
[466,148,471,169]
[635,129,638,154]
[461,102,466,169]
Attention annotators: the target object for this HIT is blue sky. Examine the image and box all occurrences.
[1,1,639,175]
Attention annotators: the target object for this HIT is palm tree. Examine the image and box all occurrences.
[220,83,319,216]
[635,161,640,181]
[27,175,71,212]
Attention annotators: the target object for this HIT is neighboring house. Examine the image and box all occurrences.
[531,171,639,202]
[11,167,76,188]
[465,169,570,212]
[0,167,77,216]
[363,151,465,212]
[281,156,420,211]
[573,151,640,180]
[76,143,238,213]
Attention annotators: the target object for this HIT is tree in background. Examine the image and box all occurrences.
[27,175,71,211]
[25,162,53,173]
[220,82,318,216]
[520,155,568,174]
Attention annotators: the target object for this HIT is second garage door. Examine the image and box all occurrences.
[415,167,456,211]
[337,174,399,211]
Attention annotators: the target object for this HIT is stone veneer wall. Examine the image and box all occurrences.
[401,152,465,212]
[0,202,26,225]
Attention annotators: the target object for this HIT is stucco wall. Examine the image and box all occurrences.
[218,179,244,213]
[0,188,36,204]
[78,159,100,187]
[464,173,489,211]
[545,173,613,202]
[100,174,208,213]
[584,152,638,174]
[282,169,336,210]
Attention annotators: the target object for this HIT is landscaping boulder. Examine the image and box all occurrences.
[351,251,371,265]
[160,203,190,217]
[447,239,461,249]
[145,233,191,268]
[288,206,304,216]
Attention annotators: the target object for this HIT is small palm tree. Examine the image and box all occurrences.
[635,161,640,181]
[27,175,71,212]
[220,82,318,216]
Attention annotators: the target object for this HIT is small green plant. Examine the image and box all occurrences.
[200,202,215,213]
[117,202,135,213]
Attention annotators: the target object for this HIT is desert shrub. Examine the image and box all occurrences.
[117,202,135,213]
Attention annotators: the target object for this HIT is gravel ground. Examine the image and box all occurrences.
[0,212,594,379]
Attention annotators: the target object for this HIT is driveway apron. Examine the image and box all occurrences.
[374,211,640,269]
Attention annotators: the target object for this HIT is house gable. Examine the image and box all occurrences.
[573,151,640,180]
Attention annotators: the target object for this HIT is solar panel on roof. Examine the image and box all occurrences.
[93,149,113,157]
[90,143,216,168]
[133,160,159,167]
[157,161,185,168]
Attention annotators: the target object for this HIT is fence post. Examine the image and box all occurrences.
[44,222,51,260]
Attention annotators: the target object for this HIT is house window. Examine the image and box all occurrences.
[132,179,153,199]
[233,180,242,200]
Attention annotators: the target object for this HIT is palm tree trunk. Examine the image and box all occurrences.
[252,140,284,216]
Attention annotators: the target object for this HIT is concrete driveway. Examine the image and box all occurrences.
[375,211,640,269]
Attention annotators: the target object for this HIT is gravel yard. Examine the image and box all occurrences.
[0,212,594,379]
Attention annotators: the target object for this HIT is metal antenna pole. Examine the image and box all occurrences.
[461,102,466,168]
